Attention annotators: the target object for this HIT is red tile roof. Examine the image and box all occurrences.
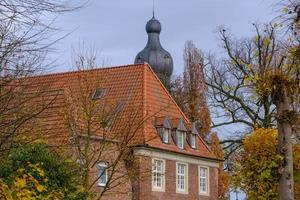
[25,63,217,160]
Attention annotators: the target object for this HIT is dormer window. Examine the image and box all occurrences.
[171,118,187,150]
[190,134,196,149]
[177,131,184,149]
[188,122,199,149]
[155,117,172,144]
[162,128,170,143]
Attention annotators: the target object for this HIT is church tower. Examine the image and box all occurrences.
[135,13,173,84]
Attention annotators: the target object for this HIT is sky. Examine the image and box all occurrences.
[51,0,278,75]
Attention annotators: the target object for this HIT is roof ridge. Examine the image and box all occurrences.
[143,63,190,123]
[27,63,146,79]
[141,63,148,144]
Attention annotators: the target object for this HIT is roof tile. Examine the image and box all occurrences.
[24,63,216,160]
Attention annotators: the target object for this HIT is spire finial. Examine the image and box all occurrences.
[152,0,155,19]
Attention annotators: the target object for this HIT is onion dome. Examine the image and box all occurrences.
[135,15,173,80]
[146,17,161,34]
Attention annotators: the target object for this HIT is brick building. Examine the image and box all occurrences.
[22,14,220,200]
[26,63,219,200]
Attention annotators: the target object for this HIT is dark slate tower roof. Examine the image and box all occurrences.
[134,14,173,80]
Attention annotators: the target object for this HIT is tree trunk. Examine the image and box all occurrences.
[277,90,294,200]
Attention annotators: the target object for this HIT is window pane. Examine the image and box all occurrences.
[153,160,164,189]
[177,164,186,191]
[92,88,106,100]
[199,167,208,193]
[157,174,162,187]
[163,129,169,143]
[191,135,196,148]
[177,131,184,148]
[98,163,107,186]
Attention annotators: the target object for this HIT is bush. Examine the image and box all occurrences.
[0,143,87,200]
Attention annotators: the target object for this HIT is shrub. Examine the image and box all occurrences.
[0,143,86,200]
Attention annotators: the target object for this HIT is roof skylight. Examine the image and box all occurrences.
[92,88,106,100]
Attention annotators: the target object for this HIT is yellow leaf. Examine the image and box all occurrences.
[36,184,45,193]
[263,38,270,46]
[15,177,26,188]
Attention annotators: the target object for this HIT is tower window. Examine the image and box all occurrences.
[136,56,143,63]
[164,55,170,65]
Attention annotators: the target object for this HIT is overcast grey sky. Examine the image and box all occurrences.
[51,0,277,74]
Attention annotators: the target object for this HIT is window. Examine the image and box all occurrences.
[176,163,188,194]
[199,167,209,195]
[164,54,170,65]
[152,159,165,191]
[190,134,196,149]
[98,162,107,187]
[92,88,106,100]
[76,158,86,166]
[177,131,184,149]
[105,101,126,131]
[162,129,170,143]
[136,55,143,63]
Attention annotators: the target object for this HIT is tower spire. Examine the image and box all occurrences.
[152,0,155,18]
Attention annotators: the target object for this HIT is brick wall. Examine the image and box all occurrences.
[87,148,218,200]
[71,141,134,200]
[89,160,133,200]
[138,155,218,200]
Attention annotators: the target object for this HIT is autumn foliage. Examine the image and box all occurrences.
[0,163,64,200]
[172,41,211,138]
[233,128,300,200]
[210,133,230,200]
[0,143,85,200]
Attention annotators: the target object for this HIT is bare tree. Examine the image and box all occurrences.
[277,0,300,35]
[205,25,282,156]
[0,0,81,156]
[206,23,300,199]
[62,50,160,200]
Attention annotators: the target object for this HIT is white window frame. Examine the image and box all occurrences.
[76,158,86,166]
[152,158,165,192]
[176,162,188,194]
[177,131,184,149]
[190,134,197,149]
[98,162,108,187]
[162,128,170,143]
[199,166,210,196]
